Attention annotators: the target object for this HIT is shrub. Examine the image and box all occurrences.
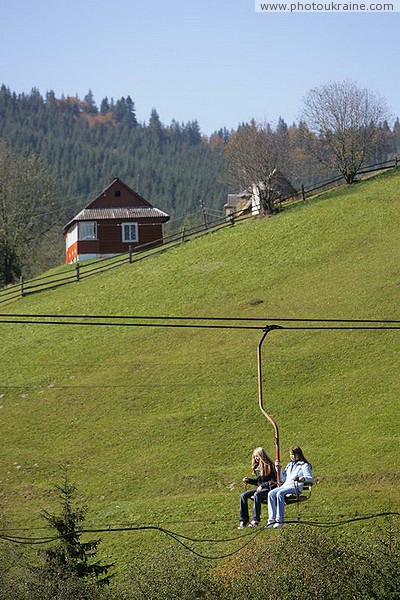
[218,519,399,599]
[120,543,222,599]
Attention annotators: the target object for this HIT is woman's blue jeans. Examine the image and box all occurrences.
[267,484,299,523]
[239,488,270,523]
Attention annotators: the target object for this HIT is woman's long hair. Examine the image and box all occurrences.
[252,447,274,477]
[290,445,311,466]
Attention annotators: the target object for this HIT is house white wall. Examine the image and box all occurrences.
[65,224,78,251]
[251,185,261,215]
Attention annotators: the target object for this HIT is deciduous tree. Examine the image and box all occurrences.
[0,139,58,285]
[225,120,290,214]
[301,80,389,183]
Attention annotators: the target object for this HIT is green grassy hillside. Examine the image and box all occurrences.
[0,169,399,568]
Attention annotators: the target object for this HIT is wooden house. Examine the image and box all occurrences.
[250,170,298,215]
[225,170,297,218]
[63,178,169,264]
[224,191,252,219]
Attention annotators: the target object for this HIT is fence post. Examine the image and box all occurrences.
[301,184,306,202]
[76,261,80,282]
[20,276,24,297]
[129,245,133,263]
[181,227,186,242]
[200,198,208,229]
[395,156,398,169]
[230,212,235,226]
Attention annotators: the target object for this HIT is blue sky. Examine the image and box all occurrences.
[1,0,399,134]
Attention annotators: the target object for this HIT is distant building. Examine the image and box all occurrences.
[225,170,298,218]
[250,170,298,215]
[63,178,169,264]
[224,191,252,219]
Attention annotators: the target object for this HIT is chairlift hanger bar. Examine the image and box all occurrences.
[257,326,283,483]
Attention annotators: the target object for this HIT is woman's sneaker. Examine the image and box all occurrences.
[237,521,248,530]
[265,521,275,529]
[248,520,260,528]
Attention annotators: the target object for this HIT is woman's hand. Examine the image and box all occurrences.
[243,477,250,483]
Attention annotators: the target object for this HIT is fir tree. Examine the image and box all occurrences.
[148,108,164,146]
[125,95,138,127]
[100,97,110,114]
[40,470,113,586]
[83,90,98,115]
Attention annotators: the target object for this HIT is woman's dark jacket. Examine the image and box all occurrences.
[247,465,277,490]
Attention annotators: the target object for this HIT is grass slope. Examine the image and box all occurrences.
[0,169,399,568]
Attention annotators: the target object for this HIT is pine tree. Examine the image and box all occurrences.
[113,97,125,122]
[148,108,163,146]
[83,90,98,115]
[40,470,113,586]
[100,97,110,114]
[125,95,138,127]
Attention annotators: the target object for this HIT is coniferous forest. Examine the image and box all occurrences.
[0,86,229,228]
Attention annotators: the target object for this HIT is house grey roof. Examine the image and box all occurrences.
[224,193,252,212]
[225,194,246,208]
[64,206,169,232]
[74,207,169,220]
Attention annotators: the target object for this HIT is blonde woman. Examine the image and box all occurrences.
[238,447,277,529]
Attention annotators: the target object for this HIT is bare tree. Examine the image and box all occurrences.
[301,80,389,183]
[225,120,290,214]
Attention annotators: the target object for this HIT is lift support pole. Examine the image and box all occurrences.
[257,325,283,484]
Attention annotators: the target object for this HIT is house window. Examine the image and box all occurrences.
[79,221,97,240]
[122,222,138,242]
[115,190,121,197]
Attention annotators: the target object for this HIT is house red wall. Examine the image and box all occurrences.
[96,220,164,254]
[88,179,151,210]
[66,220,165,262]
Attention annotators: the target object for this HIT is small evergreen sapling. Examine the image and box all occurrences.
[40,471,113,586]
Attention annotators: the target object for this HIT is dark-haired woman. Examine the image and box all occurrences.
[266,445,313,529]
[238,447,277,529]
